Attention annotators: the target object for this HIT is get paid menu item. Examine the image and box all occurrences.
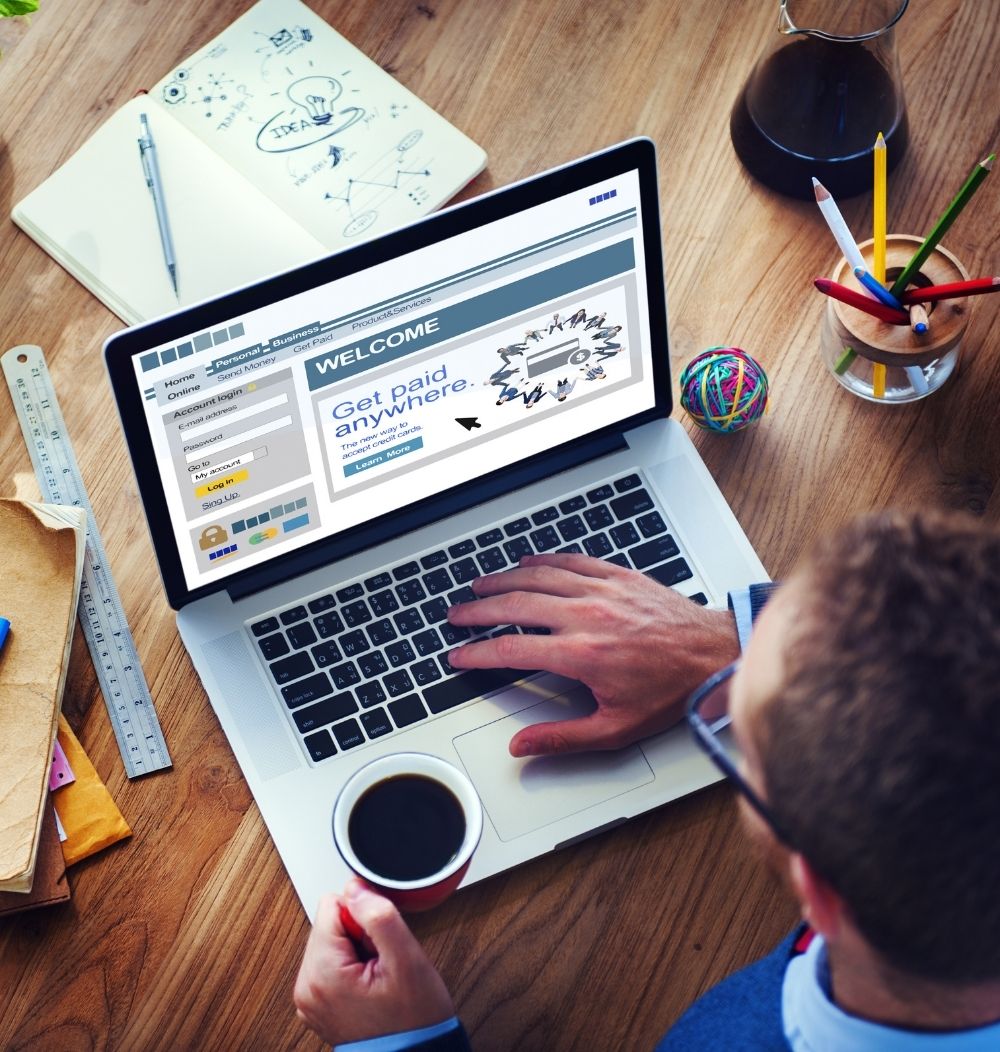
[11,0,487,326]
[0,501,86,893]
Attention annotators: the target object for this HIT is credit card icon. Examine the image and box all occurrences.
[525,338,590,378]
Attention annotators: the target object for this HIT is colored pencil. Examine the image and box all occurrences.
[854,266,905,310]
[0,617,9,653]
[814,278,909,324]
[909,303,929,334]
[900,276,1000,304]
[812,178,868,273]
[873,132,887,284]
[889,152,996,297]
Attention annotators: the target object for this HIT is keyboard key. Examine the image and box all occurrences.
[413,628,443,656]
[531,506,559,525]
[393,608,424,635]
[332,718,365,750]
[369,589,400,617]
[363,572,392,592]
[424,667,531,714]
[451,558,479,584]
[358,652,389,679]
[636,511,668,538]
[441,621,471,646]
[282,672,333,709]
[293,691,357,733]
[556,515,587,542]
[393,561,421,581]
[448,539,475,558]
[584,505,614,531]
[559,495,587,514]
[504,517,531,536]
[448,585,476,605]
[586,484,614,503]
[315,610,345,638]
[491,625,518,638]
[357,681,388,708]
[611,488,655,520]
[330,661,361,690]
[361,708,392,739]
[411,657,443,686]
[342,599,372,627]
[307,594,335,615]
[530,525,560,551]
[504,536,533,562]
[420,550,448,569]
[286,622,317,649]
[311,640,342,667]
[477,547,507,574]
[422,568,453,595]
[583,533,613,558]
[336,583,364,603]
[421,597,449,624]
[269,651,314,685]
[646,558,694,588]
[610,523,641,549]
[438,651,455,675]
[279,605,308,626]
[367,618,397,646]
[629,535,680,570]
[476,528,504,547]
[388,694,427,728]
[257,632,289,661]
[614,473,642,492]
[689,592,709,606]
[557,543,583,554]
[339,629,370,657]
[384,669,415,697]
[303,729,337,762]
[250,616,279,637]
[606,553,631,568]
[396,579,426,605]
[385,640,416,667]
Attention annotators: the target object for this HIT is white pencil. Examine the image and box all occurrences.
[812,177,868,274]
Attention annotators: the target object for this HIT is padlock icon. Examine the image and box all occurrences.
[199,524,228,550]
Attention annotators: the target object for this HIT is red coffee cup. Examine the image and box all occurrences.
[333,752,483,912]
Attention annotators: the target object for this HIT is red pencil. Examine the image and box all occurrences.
[813,278,910,324]
[900,276,999,305]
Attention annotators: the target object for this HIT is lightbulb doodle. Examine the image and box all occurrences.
[256,75,366,153]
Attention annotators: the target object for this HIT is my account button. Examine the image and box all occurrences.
[343,437,424,478]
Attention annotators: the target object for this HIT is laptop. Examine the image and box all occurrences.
[105,137,767,919]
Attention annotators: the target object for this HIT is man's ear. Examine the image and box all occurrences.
[788,853,845,939]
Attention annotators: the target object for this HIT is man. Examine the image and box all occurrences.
[294,511,1000,1049]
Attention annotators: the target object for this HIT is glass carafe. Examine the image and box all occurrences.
[731,0,910,199]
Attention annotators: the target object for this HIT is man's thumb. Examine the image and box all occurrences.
[343,879,418,966]
[509,714,616,757]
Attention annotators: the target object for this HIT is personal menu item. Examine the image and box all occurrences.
[11,0,486,325]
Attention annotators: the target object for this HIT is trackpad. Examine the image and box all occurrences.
[453,687,654,842]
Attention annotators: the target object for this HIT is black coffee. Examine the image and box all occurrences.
[730,37,908,199]
[347,774,465,882]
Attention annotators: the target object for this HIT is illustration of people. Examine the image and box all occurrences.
[584,310,607,330]
[520,383,545,408]
[595,343,623,361]
[551,377,577,402]
[567,308,587,328]
[548,313,564,334]
[487,365,520,388]
[496,343,527,367]
[525,328,544,342]
[582,364,607,381]
[591,325,622,342]
[495,381,520,405]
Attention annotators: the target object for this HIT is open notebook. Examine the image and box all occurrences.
[11,0,486,325]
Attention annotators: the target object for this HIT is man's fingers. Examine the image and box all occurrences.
[470,561,613,600]
[508,714,631,757]
[447,590,573,632]
[311,892,362,965]
[342,880,421,971]
[447,630,579,678]
[519,552,631,580]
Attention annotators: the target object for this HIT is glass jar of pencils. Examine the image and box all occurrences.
[820,234,970,402]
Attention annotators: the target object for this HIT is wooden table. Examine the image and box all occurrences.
[1,1,997,1048]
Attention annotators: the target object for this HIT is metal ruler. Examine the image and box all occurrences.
[3,344,171,778]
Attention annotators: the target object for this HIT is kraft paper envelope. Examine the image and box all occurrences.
[0,500,85,892]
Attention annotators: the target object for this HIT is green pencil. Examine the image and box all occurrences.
[890,152,995,297]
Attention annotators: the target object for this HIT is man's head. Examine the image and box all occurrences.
[730,509,1000,986]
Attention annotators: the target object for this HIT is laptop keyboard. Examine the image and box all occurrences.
[248,471,708,764]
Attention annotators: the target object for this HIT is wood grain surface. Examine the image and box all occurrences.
[1,1,998,1049]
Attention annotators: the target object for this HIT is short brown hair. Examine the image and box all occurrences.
[757,510,1000,984]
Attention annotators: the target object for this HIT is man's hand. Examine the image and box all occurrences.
[294,879,455,1046]
[447,553,740,757]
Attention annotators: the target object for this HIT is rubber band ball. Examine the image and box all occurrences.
[679,346,769,433]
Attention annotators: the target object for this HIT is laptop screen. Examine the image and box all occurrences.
[106,139,669,607]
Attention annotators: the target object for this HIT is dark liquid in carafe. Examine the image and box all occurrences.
[348,774,465,883]
[730,37,908,199]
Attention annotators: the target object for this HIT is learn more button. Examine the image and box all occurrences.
[194,468,249,498]
[344,437,423,478]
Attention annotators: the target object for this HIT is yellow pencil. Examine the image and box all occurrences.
[872,132,887,399]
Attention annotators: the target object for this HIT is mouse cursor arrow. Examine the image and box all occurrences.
[456,417,481,431]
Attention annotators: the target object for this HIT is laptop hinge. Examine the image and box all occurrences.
[225,429,629,605]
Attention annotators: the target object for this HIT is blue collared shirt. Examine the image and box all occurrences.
[335,1016,461,1052]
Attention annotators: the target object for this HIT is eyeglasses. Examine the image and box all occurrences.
[685,660,792,846]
